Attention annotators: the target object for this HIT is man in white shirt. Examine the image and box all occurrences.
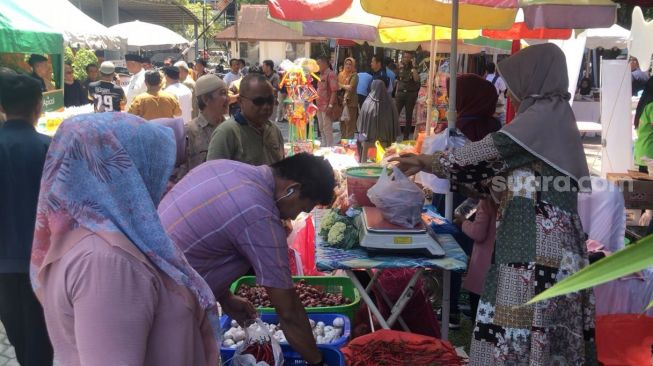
[125,54,146,110]
[175,61,198,119]
[484,62,507,123]
[223,58,242,87]
[163,66,193,123]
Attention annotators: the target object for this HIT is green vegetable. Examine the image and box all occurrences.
[319,210,339,239]
[319,208,360,249]
[326,221,359,249]
[327,222,346,244]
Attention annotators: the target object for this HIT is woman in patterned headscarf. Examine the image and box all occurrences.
[338,57,359,139]
[30,112,221,365]
[392,43,595,365]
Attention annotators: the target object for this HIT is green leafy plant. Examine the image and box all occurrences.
[528,235,653,309]
[71,48,98,81]
[64,47,74,64]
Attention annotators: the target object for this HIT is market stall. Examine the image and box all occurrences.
[18,0,123,50]
[314,208,467,338]
[0,0,64,112]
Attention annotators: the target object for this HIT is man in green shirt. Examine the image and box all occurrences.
[634,79,653,171]
[207,73,284,165]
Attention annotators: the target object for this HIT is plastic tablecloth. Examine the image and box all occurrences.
[313,210,468,272]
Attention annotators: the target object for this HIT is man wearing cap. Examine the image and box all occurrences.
[128,70,181,120]
[125,54,146,109]
[176,74,229,180]
[175,61,196,91]
[88,61,126,112]
[207,73,284,166]
[163,66,193,123]
[175,61,199,119]
[28,54,52,92]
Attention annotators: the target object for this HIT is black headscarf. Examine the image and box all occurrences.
[635,77,653,129]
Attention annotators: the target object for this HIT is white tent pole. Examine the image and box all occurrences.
[425,26,437,137]
[444,0,459,223]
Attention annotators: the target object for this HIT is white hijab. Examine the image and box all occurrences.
[498,43,590,186]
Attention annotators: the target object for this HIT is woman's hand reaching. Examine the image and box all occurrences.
[389,154,434,176]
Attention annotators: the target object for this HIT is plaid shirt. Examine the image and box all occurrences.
[159,160,293,298]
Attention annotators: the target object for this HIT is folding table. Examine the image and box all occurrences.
[313,210,468,340]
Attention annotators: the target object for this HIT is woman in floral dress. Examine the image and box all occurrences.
[392,43,595,365]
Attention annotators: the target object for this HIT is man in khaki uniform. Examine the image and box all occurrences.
[176,74,229,181]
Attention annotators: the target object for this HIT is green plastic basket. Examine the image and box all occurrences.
[230,276,361,321]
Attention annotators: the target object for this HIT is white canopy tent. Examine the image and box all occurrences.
[579,24,630,49]
[109,21,190,51]
[19,0,122,50]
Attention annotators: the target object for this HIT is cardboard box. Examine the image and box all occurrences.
[607,172,653,209]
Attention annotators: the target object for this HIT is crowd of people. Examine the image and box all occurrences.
[1,41,653,366]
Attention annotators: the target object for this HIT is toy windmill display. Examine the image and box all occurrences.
[279,58,320,155]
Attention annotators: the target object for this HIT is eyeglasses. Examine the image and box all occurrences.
[240,95,275,106]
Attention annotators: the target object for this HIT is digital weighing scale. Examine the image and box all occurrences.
[358,207,446,258]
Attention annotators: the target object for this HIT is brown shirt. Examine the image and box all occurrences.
[177,113,218,180]
[128,90,181,120]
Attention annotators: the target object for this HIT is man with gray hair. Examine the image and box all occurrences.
[177,74,229,180]
[175,61,198,118]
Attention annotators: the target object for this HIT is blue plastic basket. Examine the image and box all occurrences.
[280,346,345,366]
[220,345,345,366]
[220,313,350,362]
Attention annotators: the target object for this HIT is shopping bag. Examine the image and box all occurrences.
[415,130,467,194]
[232,319,284,366]
[367,166,424,228]
[374,141,385,163]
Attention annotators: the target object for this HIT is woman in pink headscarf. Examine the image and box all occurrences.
[31,112,221,366]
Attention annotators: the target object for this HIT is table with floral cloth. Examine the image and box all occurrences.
[313,209,468,340]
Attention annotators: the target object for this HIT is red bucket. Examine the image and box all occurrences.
[346,166,382,207]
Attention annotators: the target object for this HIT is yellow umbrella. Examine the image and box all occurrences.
[298,0,480,43]
[362,0,617,228]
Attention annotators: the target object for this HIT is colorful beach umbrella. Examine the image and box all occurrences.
[275,0,481,43]
[360,0,617,30]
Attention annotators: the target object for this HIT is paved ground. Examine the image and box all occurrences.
[0,132,601,365]
[0,323,19,366]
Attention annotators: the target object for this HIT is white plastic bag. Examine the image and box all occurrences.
[415,130,468,193]
[232,319,284,366]
[367,166,425,228]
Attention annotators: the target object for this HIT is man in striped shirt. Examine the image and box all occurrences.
[158,153,335,366]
